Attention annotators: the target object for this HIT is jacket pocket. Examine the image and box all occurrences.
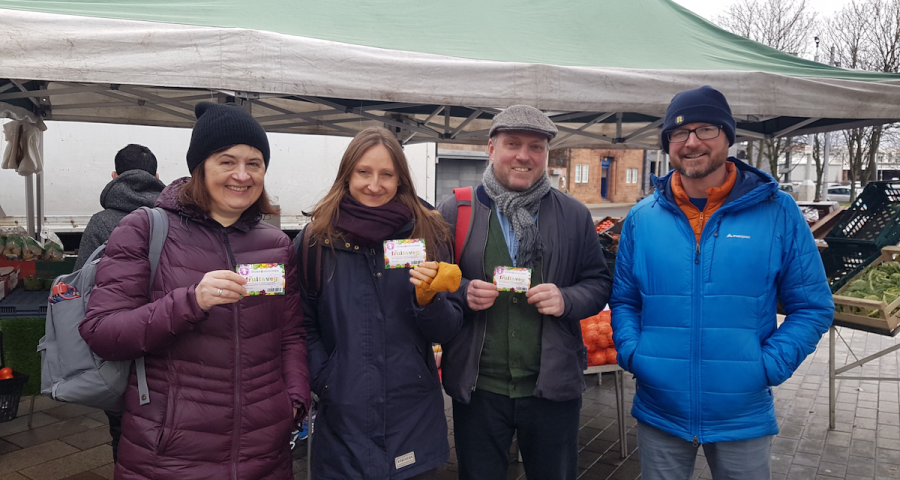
[315,347,340,402]
[155,384,175,456]
[415,343,441,389]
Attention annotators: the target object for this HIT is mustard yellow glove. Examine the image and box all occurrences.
[415,262,462,305]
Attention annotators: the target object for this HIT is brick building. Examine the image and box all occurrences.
[550,148,645,203]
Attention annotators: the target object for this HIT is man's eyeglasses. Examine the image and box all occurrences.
[667,125,722,143]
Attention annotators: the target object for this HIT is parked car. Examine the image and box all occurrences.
[824,186,852,203]
[779,183,799,200]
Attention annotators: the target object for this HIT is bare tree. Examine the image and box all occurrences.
[716,0,818,183]
[825,0,900,199]
[868,0,900,72]
[812,134,826,200]
[716,0,819,57]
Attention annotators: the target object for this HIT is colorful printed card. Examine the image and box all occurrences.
[236,263,285,295]
[493,266,532,292]
[384,239,427,269]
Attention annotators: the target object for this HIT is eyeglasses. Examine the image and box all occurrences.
[667,125,722,143]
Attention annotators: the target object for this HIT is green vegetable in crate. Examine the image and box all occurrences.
[839,261,900,317]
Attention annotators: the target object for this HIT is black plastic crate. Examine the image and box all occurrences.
[0,331,30,422]
[0,371,28,422]
[0,288,48,318]
[825,182,900,247]
[820,241,883,292]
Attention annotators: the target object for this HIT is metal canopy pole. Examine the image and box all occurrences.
[25,174,35,237]
[36,131,44,237]
[36,171,43,237]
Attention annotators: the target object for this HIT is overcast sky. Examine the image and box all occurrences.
[670,0,853,21]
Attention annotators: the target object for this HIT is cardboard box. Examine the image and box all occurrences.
[0,266,19,295]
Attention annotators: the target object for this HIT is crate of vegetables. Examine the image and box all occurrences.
[580,310,617,366]
[594,217,620,235]
[833,246,900,335]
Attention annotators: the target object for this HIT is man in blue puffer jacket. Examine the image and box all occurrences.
[610,86,833,480]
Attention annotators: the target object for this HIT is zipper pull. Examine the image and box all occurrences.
[695,243,700,264]
[692,436,699,448]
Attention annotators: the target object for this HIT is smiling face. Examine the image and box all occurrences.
[488,131,549,191]
[203,144,265,225]
[348,143,399,207]
[668,122,729,179]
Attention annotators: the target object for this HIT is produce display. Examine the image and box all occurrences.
[838,261,900,317]
[595,219,615,233]
[581,310,617,366]
[0,227,65,262]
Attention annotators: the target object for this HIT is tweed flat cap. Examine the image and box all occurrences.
[488,105,558,140]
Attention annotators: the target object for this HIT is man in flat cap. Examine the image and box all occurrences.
[438,105,611,479]
[610,86,833,479]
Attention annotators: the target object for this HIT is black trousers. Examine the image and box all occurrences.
[105,410,122,462]
[452,390,581,480]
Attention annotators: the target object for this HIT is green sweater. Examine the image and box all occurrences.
[475,209,543,398]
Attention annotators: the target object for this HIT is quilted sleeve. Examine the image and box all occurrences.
[80,211,208,361]
[557,211,612,323]
[610,212,641,373]
[762,197,834,386]
[281,244,311,418]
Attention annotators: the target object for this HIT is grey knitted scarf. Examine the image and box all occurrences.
[482,164,551,268]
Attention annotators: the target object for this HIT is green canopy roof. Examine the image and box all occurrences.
[0,0,898,148]
[1,0,896,80]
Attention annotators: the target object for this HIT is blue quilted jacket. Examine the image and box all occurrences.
[610,159,833,444]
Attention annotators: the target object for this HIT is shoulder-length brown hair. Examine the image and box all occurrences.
[307,127,451,260]
[178,146,280,217]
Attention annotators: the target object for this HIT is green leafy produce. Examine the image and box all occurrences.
[839,261,900,317]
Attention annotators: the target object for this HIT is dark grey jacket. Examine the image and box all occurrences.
[75,170,165,270]
[437,185,612,403]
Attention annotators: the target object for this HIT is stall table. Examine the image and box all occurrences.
[829,321,900,429]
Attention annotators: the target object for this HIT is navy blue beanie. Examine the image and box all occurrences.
[186,102,270,173]
[660,86,736,154]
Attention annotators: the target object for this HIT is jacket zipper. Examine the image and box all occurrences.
[656,196,705,444]
[223,231,241,480]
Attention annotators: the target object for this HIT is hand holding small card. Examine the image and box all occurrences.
[493,266,532,293]
[384,239,427,269]
[236,263,285,295]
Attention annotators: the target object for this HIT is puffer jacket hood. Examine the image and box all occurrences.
[651,158,778,211]
[75,170,166,270]
[82,178,310,480]
[99,169,166,213]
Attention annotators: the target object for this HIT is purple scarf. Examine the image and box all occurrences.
[334,194,413,244]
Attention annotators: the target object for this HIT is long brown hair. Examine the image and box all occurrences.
[178,146,280,217]
[307,127,451,260]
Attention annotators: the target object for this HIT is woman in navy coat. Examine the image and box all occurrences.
[299,127,464,479]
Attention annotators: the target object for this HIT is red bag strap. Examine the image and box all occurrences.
[453,187,474,264]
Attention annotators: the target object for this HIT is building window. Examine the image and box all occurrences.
[574,164,589,183]
[626,168,639,184]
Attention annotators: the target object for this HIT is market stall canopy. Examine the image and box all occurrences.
[1,0,899,149]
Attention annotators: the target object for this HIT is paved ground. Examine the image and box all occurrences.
[3,325,900,479]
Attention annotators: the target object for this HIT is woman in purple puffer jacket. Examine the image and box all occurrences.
[80,102,310,479]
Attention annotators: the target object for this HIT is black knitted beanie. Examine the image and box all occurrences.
[186,102,270,173]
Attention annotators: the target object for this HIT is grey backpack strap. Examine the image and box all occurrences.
[136,207,169,406]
